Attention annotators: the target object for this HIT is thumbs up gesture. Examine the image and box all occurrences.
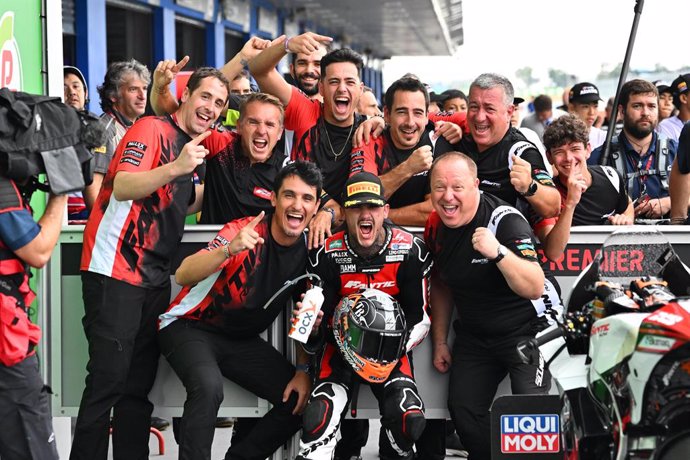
[510,154,533,195]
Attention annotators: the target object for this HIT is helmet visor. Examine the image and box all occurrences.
[347,318,405,363]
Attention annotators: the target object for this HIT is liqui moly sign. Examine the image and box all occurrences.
[501,414,560,453]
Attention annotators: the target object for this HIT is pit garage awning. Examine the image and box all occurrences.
[270,0,464,58]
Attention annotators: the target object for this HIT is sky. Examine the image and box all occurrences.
[382,0,689,97]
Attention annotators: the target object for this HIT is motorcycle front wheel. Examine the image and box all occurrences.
[653,430,690,460]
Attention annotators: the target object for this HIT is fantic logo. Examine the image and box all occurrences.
[343,280,395,290]
[501,414,560,453]
[0,12,23,90]
[591,323,610,336]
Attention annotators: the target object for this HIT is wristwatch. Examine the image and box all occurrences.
[295,363,310,374]
[320,207,336,225]
[493,245,508,263]
[520,180,538,197]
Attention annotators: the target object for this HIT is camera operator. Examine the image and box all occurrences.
[0,176,67,459]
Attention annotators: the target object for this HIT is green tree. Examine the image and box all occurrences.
[548,68,576,88]
[516,66,538,87]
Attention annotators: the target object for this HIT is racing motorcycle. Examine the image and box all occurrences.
[518,229,690,459]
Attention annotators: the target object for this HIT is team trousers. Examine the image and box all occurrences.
[448,327,550,460]
[70,272,170,460]
[0,355,58,460]
[158,319,301,460]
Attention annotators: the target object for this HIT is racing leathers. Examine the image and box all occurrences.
[298,223,432,460]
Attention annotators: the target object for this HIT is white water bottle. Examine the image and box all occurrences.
[289,286,324,343]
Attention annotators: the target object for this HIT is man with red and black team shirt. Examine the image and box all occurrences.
[297,172,432,460]
[250,34,376,248]
[459,73,560,219]
[157,162,321,460]
[72,68,230,460]
[426,153,562,460]
[0,179,66,459]
[350,76,466,226]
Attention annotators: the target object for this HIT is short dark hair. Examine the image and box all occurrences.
[97,59,151,113]
[619,79,657,108]
[186,67,230,102]
[239,92,285,125]
[320,48,363,80]
[384,77,429,111]
[274,161,323,200]
[533,94,553,113]
[543,114,589,152]
[233,69,250,82]
[441,89,467,103]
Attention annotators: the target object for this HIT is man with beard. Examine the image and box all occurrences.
[297,172,432,460]
[71,68,230,460]
[158,162,322,460]
[289,40,328,101]
[350,77,463,226]
[458,73,560,219]
[590,79,678,219]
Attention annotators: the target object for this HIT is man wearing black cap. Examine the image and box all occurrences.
[657,74,690,142]
[64,66,102,223]
[298,171,432,460]
[568,82,606,149]
[655,81,676,122]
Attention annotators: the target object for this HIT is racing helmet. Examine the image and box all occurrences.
[332,288,407,383]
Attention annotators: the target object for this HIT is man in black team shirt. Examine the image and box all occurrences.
[670,123,690,224]
[425,152,562,460]
[459,73,560,219]
[198,92,288,224]
[158,162,322,460]
[532,115,633,262]
[350,76,465,226]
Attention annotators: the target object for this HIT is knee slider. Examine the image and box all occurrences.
[301,383,347,442]
[401,409,426,442]
[384,386,426,443]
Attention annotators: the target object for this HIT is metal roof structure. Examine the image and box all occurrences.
[271,0,464,58]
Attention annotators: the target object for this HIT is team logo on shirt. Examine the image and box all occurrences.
[125,141,147,151]
[253,187,271,200]
[326,238,344,252]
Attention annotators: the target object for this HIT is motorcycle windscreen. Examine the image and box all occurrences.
[347,320,406,363]
[596,229,676,285]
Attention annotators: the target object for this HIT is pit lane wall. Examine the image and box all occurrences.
[47,225,690,422]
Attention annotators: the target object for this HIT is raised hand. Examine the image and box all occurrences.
[510,154,533,195]
[173,131,210,176]
[405,145,433,176]
[154,56,190,89]
[227,211,266,256]
[286,32,333,55]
